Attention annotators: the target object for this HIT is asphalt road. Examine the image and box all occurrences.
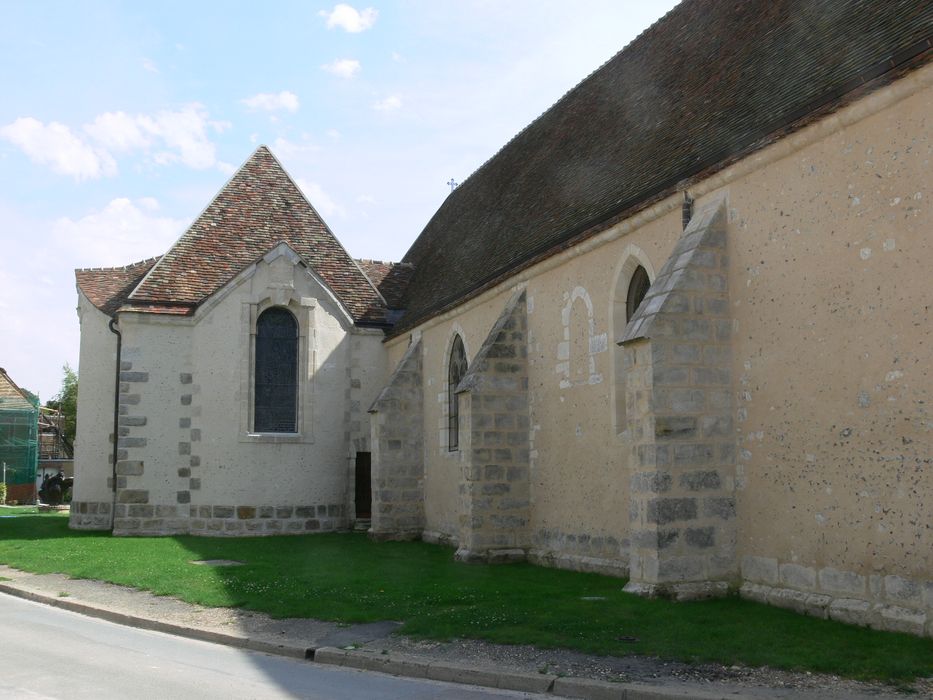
[0,594,542,700]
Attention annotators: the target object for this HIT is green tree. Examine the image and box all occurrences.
[45,363,78,445]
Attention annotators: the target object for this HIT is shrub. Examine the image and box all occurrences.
[0,483,6,505]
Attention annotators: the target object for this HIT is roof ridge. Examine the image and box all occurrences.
[258,148,392,311]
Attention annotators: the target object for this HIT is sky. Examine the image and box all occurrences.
[0,0,679,402]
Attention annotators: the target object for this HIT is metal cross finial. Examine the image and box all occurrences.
[447,178,458,192]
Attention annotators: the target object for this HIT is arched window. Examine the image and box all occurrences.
[613,258,653,436]
[626,265,651,322]
[254,307,298,433]
[448,335,467,451]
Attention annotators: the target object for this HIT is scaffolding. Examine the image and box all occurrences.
[0,369,39,504]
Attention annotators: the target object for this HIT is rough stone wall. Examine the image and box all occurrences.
[369,338,424,539]
[454,291,530,562]
[620,197,737,599]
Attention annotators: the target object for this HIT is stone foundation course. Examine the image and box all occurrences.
[111,503,349,537]
[741,555,933,638]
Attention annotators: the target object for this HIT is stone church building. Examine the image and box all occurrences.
[72,0,932,637]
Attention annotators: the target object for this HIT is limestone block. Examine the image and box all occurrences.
[780,563,816,590]
[804,593,832,619]
[657,554,705,581]
[828,598,873,626]
[767,587,810,615]
[883,575,923,606]
[819,567,866,596]
[646,497,697,525]
[876,605,926,636]
[742,555,779,585]
[116,489,149,504]
[739,581,771,604]
[116,461,144,476]
[680,470,721,491]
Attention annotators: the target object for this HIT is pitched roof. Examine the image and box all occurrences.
[0,367,37,410]
[393,0,933,335]
[355,259,415,309]
[123,147,388,325]
[75,257,160,317]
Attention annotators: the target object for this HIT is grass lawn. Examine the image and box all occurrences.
[0,505,44,516]
[0,514,930,682]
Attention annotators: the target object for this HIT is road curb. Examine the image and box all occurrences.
[0,582,310,659]
[1,583,751,699]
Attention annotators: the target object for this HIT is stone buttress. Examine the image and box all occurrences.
[453,291,531,563]
[620,197,738,599]
[368,338,425,539]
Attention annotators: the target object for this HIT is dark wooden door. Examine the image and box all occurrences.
[354,452,372,518]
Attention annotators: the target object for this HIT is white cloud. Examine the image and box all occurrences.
[1,104,228,178]
[241,91,300,113]
[87,104,227,170]
[295,179,343,219]
[271,136,320,161]
[319,4,377,33]
[142,58,159,73]
[144,104,229,169]
[52,197,184,267]
[321,58,361,79]
[84,111,152,152]
[0,117,116,180]
[372,95,402,112]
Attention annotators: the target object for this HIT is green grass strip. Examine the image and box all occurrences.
[0,515,930,681]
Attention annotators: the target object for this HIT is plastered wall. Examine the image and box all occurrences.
[75,247,378,536]
[720,68,932,625]
[387,205,682,569]
[383,64,931,628]
[70,294,118,529]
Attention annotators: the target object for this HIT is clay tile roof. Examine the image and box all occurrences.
[75,257,160,317]
[392,0,933,335]
[355,259,415,309]
[128,146,388,325]
[0,367,36,410]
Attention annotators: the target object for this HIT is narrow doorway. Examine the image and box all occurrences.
[354,451,372,519]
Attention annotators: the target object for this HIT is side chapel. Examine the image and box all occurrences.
[72,0,932,637]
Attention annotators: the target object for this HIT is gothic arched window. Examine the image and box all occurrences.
[626,265,651,322]
[448,335,467,451]
[613,257,653,436]
[254,307,298,433]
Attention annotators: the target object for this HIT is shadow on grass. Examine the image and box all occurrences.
[1,515,931,683]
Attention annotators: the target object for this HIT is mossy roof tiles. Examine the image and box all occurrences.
[392,0,933,334]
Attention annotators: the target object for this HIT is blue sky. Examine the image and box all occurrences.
[0,1,678,401]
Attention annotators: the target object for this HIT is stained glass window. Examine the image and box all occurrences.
[254,307,298,433]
